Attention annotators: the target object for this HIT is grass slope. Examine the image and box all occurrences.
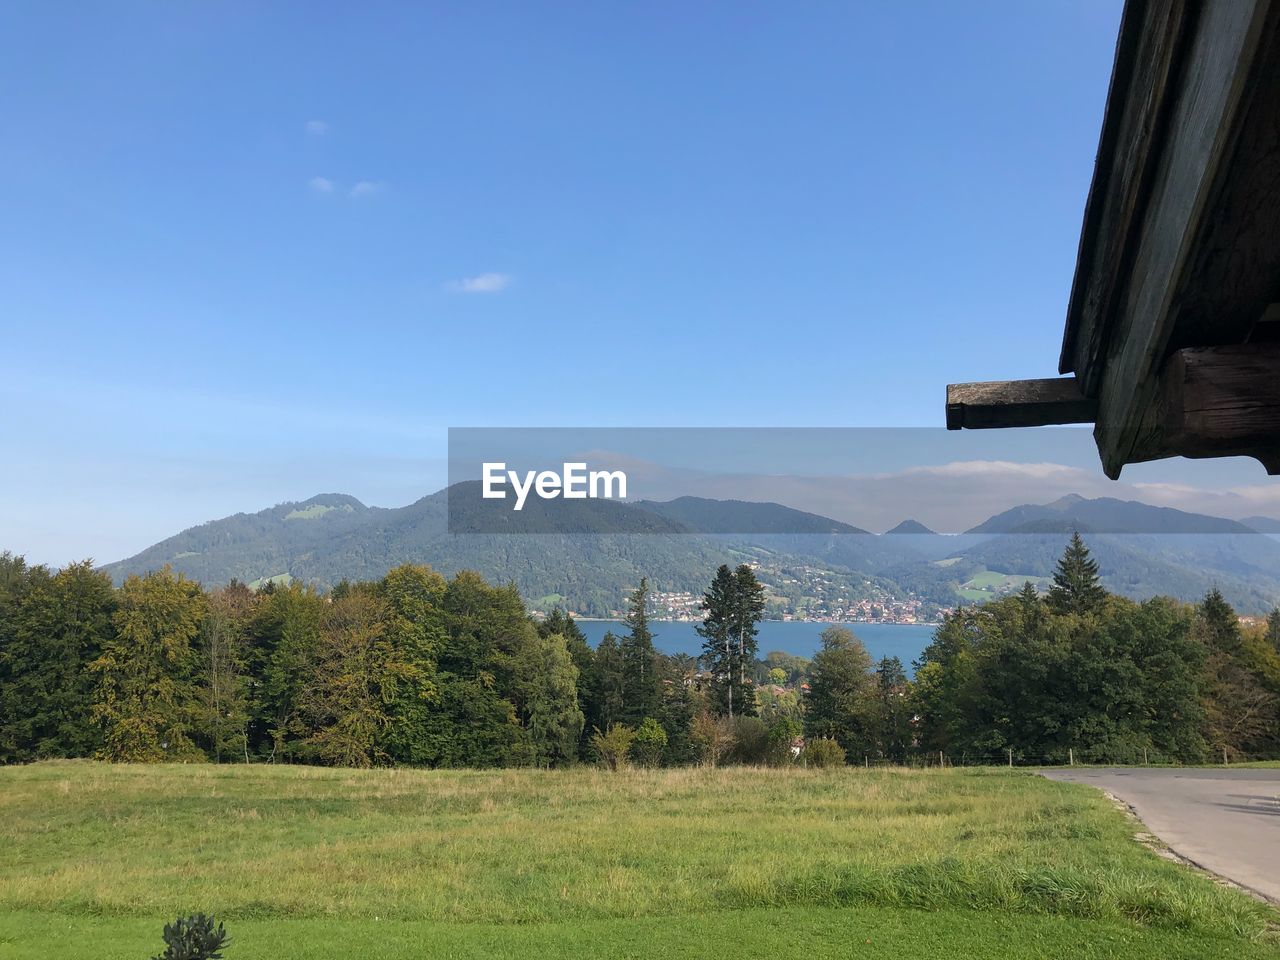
[0,763,1274,959]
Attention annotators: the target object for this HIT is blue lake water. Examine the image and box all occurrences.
[575,620,937,670]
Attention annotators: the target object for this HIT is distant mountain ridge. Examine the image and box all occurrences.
[97,490,1280,614]
[1242,516,1280,534]
[631,496,869,534]
[965,495,1253,535]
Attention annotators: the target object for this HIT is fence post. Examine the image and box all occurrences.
[938,750,944,769]
[1142,747,1148,766]
[1223,746,1229,766]
[1068,748,1074,767]
[1007,748,1013,768]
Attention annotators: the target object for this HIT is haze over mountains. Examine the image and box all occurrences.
[99,488,1280,616]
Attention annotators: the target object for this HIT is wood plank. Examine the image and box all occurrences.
[1108,344,1280,473]
[1060,0,1196,388]
[946,378,1096,430]
[1091,0,1276,478]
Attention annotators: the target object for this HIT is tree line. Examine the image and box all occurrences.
[1,536,1278,768]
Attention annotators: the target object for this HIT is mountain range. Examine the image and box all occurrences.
[97,489,1280,616]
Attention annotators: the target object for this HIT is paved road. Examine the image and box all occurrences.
[1043,767,1280,902]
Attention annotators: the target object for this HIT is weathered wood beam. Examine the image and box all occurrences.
[946,378,1097,430]
[1112,344,1280,474]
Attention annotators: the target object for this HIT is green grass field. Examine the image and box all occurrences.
[1,762,1275,959]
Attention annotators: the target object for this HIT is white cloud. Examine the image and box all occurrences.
[308,176,334,194]
[305,120,329,135]
[450,272,512,294]
[348,180,383,199]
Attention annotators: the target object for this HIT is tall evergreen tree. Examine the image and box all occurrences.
[1196,588,1242,653]
[730,564,765,716]
[1046,533,1107,615]
[871,656,911,760]
[697,565,737,717]
[619,578,659,724]
[592,631,626,733]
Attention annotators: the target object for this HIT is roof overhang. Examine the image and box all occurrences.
[947,0,1280,478]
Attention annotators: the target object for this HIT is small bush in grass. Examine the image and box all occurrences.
[591,724,635,770]
[804,737,846,768]
[151,914,229,960]
[729,716,771,764]
[690,711,736,766]
[630,717,668,768]
[765,716,802,766]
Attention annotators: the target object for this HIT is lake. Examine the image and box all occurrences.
[575,619,937,671]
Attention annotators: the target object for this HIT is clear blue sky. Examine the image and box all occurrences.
[1,1,1152,562]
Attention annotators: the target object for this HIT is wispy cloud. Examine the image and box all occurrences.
[348,180,383,199]
[308,176,334,194]
[305,119,329,135]
[450,272,512,294]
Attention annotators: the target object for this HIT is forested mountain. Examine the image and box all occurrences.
[99,490,1280,614]
[102,489,891,617]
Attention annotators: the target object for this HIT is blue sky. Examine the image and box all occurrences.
[12,1,1267,563]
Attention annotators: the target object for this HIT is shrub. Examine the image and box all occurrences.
[690,712,736,767]
[765,716,802,766]
[803,737,846,768]
[728,716,770,764]
[591,724,635,770]
[630,717,668,768]
[151,914,230,960]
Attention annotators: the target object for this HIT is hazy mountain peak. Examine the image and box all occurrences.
[1046,493,1086,510]
[884,519,937,535]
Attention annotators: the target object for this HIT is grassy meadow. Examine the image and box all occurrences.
[0,762,1275,959]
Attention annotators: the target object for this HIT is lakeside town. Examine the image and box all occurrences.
[555,578,957,632]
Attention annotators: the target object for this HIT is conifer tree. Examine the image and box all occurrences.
[730,564,765,716]
[619,578,660,724]
[871,655,910,760]
[1197,587,1242,653]
[1046,533,1107,615]
[593,631,626,732]
[697,565,737,716]
[1016,580,1040,609]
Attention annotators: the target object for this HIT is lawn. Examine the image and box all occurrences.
[0,762,1275,959]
